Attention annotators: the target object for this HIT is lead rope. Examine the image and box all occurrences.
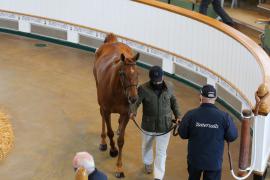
[227,142,233,171]
[128,105,179,137]
[131,116,179,136]
[227,131,257,180]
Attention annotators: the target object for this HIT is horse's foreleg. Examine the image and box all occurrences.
[115,115,129,178]
[103,110,118,157]
[116,117,122,136]
[99,107,107,151]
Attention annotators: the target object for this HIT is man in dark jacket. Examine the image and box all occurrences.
[178,84,238,180]
[132,66,181,180]
[73,152,107,180]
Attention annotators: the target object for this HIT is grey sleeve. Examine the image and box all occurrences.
[170,94,181,118]
[169,84,181,118]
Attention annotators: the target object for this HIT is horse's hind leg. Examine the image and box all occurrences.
[102,109,118,157]
[115,114,129,178]
[99,107,107,151]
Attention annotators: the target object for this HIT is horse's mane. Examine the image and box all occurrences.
[104,33,117,44]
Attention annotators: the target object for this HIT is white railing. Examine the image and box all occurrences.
[253,114,270,173]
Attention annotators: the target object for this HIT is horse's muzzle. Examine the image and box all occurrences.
[128,96,138,104]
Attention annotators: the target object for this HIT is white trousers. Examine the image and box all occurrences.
[142,131,171,180]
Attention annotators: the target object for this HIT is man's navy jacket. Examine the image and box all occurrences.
[178,103,238,170]
[88,169,107,180]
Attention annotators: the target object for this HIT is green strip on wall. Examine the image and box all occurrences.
[0,27,242,119]
[0,28,96,53]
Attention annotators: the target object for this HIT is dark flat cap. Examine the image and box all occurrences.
[201,84,216,98]
[149,66,163,82]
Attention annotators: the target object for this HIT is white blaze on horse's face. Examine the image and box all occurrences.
[124,60,138,104]
[120,53,140,104]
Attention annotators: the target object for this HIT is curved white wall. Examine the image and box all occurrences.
[0,0,265,107]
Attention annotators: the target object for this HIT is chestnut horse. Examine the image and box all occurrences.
[93,33,139,178]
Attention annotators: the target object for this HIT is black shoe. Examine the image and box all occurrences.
[144,164,152,174]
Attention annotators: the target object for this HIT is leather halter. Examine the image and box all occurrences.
[119,61,138,99]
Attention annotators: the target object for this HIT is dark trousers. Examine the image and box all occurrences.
[199,0,234,26]
[188,165,222,180]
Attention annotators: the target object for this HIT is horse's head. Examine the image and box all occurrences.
[119,53,140,104]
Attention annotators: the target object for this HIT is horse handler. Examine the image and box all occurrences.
[178,84,238,180]
[131,66,181,180]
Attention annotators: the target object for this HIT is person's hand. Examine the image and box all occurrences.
[175,118,181,124]
[129,113,136,120]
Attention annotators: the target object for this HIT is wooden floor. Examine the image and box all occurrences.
[226,5,267,32]
[0,33,268,180]
[223,2,269,43]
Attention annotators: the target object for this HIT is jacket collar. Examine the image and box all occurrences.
[147,80,168,91]
[200,103,217,108]
[88,168,98,177]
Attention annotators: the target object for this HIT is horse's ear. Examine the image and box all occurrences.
[120,54,125,62]
[133,53,140,61]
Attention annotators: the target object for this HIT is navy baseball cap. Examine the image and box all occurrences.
[200,85,216,98]
[149,66,163,82]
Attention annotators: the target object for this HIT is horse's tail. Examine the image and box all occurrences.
[104,33,117,44]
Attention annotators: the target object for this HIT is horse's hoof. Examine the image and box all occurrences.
[110,149,118,157]
[99,144,107,151]
[115,172,125,178]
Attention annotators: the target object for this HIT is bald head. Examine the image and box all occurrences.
[73,152,95,175]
